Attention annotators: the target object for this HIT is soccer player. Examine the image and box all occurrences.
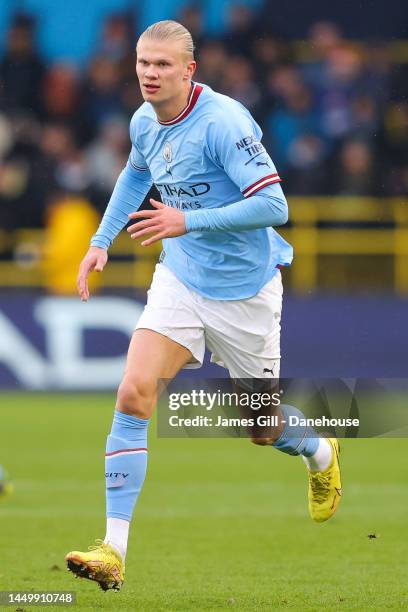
[0,464,13,498]
[65,21,342,592]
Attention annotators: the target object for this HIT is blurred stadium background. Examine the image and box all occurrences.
[0,0,407,388]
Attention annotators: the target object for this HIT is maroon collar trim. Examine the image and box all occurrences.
[158,83,203,126]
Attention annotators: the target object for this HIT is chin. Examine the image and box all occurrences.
[142,92,162,103]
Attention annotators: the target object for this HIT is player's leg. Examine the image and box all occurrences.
[203,271,342,522]
[103,329,193,559]
[66,264,205,590]
[66,330,193,591]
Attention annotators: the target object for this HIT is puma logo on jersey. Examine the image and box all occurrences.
[256,161,270,167]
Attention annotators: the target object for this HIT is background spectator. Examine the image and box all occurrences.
[0,14,45,118]
[0,1,405,250]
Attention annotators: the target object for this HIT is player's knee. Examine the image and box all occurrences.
[250,437,275,446]
[116,375,156,419]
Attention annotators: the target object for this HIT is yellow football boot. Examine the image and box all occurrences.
[0,481,13,498]
[308,438,342,523]
[0,465,13,499]
[65,540,124,592]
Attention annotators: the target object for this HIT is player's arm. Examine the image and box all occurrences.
[125,183,287,246]
[90,160,153,250]
[77,123,153,300]
[184,182,287,233]
[126,109,288,245]
[184,108,288,232]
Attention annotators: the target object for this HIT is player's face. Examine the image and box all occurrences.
[136,38,196,105]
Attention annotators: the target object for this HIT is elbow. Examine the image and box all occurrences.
[270,198,288,226]
[260,192,288,227]
[274,206,288,226]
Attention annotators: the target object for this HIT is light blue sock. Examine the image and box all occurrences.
[272,405,319,457]
[105,410,149,521]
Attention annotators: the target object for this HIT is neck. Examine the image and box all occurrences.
[154,81,193,122]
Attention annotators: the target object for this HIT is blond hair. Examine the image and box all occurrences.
[138,20,195,60]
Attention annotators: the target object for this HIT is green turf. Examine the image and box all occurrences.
[0,393,408,611]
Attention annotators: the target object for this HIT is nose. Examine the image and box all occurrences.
[145,65,158,80]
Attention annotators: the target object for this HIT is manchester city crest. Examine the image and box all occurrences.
[163,141,172,163]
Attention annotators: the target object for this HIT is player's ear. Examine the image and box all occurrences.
[184,60,196,80]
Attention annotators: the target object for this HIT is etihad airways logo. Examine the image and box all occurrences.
[156,182,210,198]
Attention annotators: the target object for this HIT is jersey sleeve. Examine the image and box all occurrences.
[90,113,153,249]
[129,113,151,173]
[207,105,281,197]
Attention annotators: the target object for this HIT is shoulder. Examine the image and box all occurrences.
[198,84,261,143]
[129,103,156,143]
[197,86,261,154]
[199,84,254,125]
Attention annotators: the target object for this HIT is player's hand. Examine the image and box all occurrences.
[127,198,186,246]
[77,246,108,302]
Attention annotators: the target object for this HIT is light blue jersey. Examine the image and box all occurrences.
[91,82,293,300]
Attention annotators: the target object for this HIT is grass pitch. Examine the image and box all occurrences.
[0,392,408,611]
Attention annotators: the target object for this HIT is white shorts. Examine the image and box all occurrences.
[135,264,283,379]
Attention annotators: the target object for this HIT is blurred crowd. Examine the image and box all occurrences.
[0,6,407,239]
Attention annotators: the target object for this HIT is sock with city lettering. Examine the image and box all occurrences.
[272,404,332,471]
[104,410,148,560]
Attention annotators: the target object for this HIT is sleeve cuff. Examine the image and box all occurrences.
[90,236,111,250]
[184,210,200,233]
